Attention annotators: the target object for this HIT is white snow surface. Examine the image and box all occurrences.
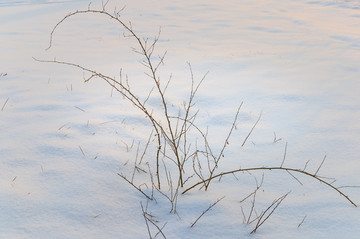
[1,0,360,238]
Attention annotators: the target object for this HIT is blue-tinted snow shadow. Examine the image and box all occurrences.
[247,26,285,34]
[306,0,360,9]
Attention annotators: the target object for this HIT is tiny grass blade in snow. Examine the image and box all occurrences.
[298,215,307,228]
[74,106,85,112]
[1,98,9,111]
[78,145,85,157]
[280,142,288,168]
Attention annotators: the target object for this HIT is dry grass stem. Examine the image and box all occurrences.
[74,106,85,112]
[190,196,225,228]
[314,155,326,176]
[250,191,290,234]
[297,215,307,228]
[241,111,262,147]
[1,98,9,111]
[78,145,85,157]
[280,142,288,168]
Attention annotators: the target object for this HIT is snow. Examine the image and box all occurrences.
[1,0,360,238]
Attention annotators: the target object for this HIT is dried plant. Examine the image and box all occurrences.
[35,1,358,235]
[34,4,206,190]
[33,1,246,206]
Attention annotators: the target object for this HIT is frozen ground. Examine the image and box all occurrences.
[1,0,360,238]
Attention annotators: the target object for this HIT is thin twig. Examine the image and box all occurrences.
[190,196,225,228]
[286,170,303,185]
[141,202,167,239]
[74,106,85,112]
[314,155,326,176]
[140,202,152,239]
[242,111,262,147]
[280,142,288,168]
[1,98,9,111]
[273,132,282,143]
[298,215,307,228]
[139,129,154,164]
[79,145,85,157]
[250,191,290,234]
[118,173,152,200]
[205,103,243,189]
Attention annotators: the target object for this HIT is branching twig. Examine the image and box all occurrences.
[118,173,153,200]
[40,7,192,187]
[273,132,282,143]
[205,103,242,190]
[183,167,357,207]
[141,202,167,239]
[250,191,290,234]
[140,202,153,239]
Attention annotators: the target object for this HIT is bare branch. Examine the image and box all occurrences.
[183,166,357,207]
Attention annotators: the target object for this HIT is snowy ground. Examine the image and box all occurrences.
[1,0,360,238]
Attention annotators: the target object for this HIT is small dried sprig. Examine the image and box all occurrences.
[140,202,167,239]
[118,173,153,200]
[250,191,290,234]
[190,196,225,228]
